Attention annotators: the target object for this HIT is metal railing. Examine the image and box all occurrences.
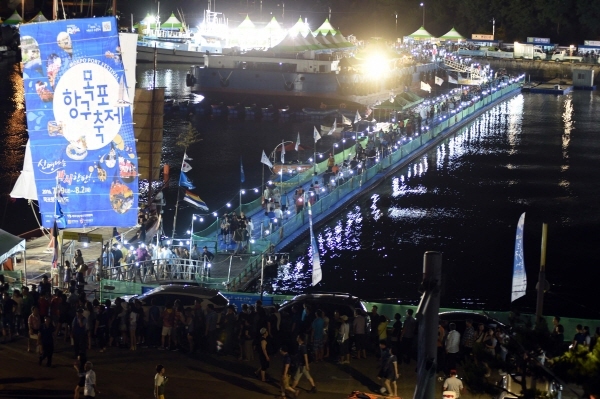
[100,258,218,284]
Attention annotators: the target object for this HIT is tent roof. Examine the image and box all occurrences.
[313,18,337,35]
[4,11,22,25]
[10,140,38,201]
[28,11,48,23]
[0,229,25,265]
[238,15,255,29]
[288,17,311,37]
[407,26,433,39]
[160,13,184,29]
[439,27,466,41]
[264,16,282,31]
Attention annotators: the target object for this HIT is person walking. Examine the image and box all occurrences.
[445,323,460,377]
[291,334,317,394]
[279,345,299,399]
[155,364,168,399]
[255,328,270,382]
[84,361,97,398]
[38,316,55,367]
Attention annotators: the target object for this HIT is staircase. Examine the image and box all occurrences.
[443,58,487,82]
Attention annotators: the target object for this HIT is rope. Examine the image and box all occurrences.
[29,200,51,241]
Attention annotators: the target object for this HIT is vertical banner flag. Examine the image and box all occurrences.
[313,126,321,142]
[179,171,195,190]
[261,150,273,168]
[20,17,138,228]
[511,212,527,302]
[307,199,322,286]
[281,140,285,163]
[240,157,245,183]
[420,81,432,93]
[295,132,300,151]
[327,118,337,135]
[435,76,444,86]
[448,75,458,84]
[354,110,362,124]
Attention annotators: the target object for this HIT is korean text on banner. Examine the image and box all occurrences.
[20,17,138,228]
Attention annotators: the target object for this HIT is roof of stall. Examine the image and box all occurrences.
[160,13,184,29]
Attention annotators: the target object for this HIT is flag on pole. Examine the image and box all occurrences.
[327,118,337,135]
[179,171,196,190]
[354,110,362,124]
[313,126,321,142]
[183,190,209,211]
[51,219,59,268]
[261,150,273,168]
[448,75,458,84]
[511,212,527,302]
[435,76,444,86]
[281,141,285,163]
[295,132,300,151]
[420,81,431,93]
[184,152,193,161]
[307,200,322,286]
[342,115,352,126]
[181,161,192,173]
[240,157,245,183]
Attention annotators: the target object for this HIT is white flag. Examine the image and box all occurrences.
[295,132,300,151]
[435,76,444,86]
[261,150,273,168]
[511,212,527,302]
[313,126,321,142]
[448,75,458,84]
[354,110,362,124]
[181,161,192,173]
[281,141,285,163]
[342,115,352,126]
[184,152,193,161]
[327,118,337,135]
[420,81,431,93]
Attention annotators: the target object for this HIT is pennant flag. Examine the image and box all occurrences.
[307,199,322,286]
[354,110,362,124]
[184,152,193,161]
[261,150,273,168]
[420,81,431,93]
[181,161,192,173]
[240,157,245,183]
[327,118,337,135]
[511,212,527,302]
[183,190,209,211]
[435,76,444,86]
[281,141,285,164]
[313,126,321,142]
[179,171,196,190]
[448,75,458,84]
[342,115,352,126]
[295,132,301,151]
[51,219,59,268]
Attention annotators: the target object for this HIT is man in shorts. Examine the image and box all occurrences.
[291,334,317,393]
[159,304,175,350]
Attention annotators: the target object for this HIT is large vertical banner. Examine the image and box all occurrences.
[20,17,138,228]
[511,212,527,302]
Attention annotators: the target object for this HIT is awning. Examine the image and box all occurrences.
[0,229,25,265]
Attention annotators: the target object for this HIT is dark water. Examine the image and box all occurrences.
[274,92,600,318]
[2,62,599,318]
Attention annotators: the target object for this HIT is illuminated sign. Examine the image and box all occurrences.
[527,37,551,44]
[471,34,494,41]
[584,40,600,46]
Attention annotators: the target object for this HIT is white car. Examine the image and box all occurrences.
[120,284,229,314]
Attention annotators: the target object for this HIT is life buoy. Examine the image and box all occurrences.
[284,81,294,91]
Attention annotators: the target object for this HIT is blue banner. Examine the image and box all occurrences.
[20,18,138,228]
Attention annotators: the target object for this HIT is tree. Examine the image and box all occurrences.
[551,342,600,398]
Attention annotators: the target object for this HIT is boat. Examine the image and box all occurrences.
[186,48,437,104]
[137,9,229,63]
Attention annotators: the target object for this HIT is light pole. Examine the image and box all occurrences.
[420,2,425,28]
[395,12,398,34]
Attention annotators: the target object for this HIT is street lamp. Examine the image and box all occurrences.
[420,2,425,28]
[395,12,398,34]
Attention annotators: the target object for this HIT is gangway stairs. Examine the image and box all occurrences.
[442,58,487,83]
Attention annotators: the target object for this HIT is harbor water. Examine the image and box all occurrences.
[1,62,598,318]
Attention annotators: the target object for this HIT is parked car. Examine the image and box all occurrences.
[120,284,229,313]
[438,311,508,335]
[279,292,370,330]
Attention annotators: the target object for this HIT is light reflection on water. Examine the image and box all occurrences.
[273,93,600,315]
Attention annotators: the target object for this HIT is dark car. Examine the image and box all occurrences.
[120,284,229,315]
[438,311,508,336]
[279,292,370,330]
